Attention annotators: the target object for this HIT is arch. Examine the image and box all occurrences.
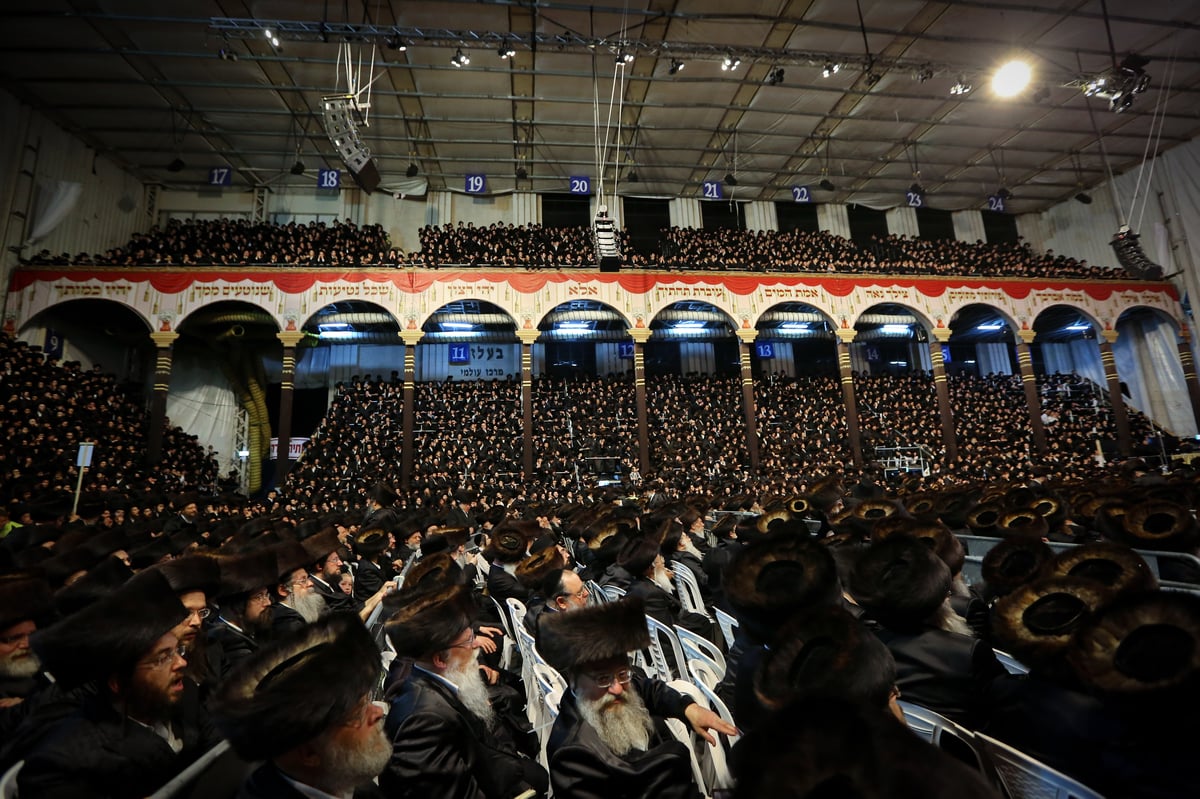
[18,299,154,377]
[1115,304,1182,335]
[413,297,521,332]
[849,302,935,334]
[945,303,1022,377]
[300,300,400,346]
[648,300,739,339]
[1031,304,1103,342]
[19,297,152,338]
[754,301,838,377]
[178,300,282,337]
[420,298,519,344]
[536,298,634,334]
[645,296,740,330]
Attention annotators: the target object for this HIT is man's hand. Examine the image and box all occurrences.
[475,625,503,655]
[684,703,739,746]
[479,664,500,685]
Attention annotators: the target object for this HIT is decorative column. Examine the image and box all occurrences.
[629,327,653,477]
[1176,326,1200,433]
[735,329,761,473]
[274,331,306,487]
[1015,330,1048,456]
[928,329,959,463]
[835,330,864,467]
[147,331,178,464]
[399,329,422,490]
[517,329,539,478]
[1099,331,1133,457]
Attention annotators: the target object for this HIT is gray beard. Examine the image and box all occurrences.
[316,718,392,793]
[577,687,654,757]
[679,537,703,559]
[445,651,497,731]
[0,651,40,679]
[651,567,675,594]
[932,597,974,637]
[287,591,326,624]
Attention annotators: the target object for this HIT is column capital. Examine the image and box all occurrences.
[627,328,652,344]
[276,331,306,348]
[930,327,952,344]
[735,328,758,345]
[149,331,178,348]
[835,329,856,344]
[399,330,424,347]
[1016,329,1036,345]
[516,329,540,346]
[1101,329,1119,344]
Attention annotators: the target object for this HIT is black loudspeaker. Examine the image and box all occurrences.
[599,256,621,272]
[347,160,380,193]
[323,95,380,194]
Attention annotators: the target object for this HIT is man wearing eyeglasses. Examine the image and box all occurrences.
[207,549,279,676]
[267,541,328,640]
[21,569,222,798]
[538,597,737,799]
[381,584,549,799]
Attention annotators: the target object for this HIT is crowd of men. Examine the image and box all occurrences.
[1,325,1197,798]
[24,216,1144,281]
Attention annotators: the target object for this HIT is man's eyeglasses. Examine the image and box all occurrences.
[446,630,476,650]
[186,607,212,620]
[248,590,271,604]
[0,631,31,646]
[140,645,187,670]
[586,668,632,689]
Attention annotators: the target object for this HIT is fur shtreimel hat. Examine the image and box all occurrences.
[0,577,55,630]
[52,557,134,617]
[150,554,221,598]
[402,553,464,593]
[537,596,650,674]
[216,550,280,599]
[723,532,841,643]
[516,547,566,590]
[32,569,188,689]
[1119,500,1199,552]
[1067,591,1200,700]
[872,519,965,578]
[300,527,341,564]
[488,524,529,565]
[366,482,399,507]
[981,536,1054,598]
[384,584,475,659]
[271,541,314,582]
[616,536,660,576]
[849,536,950,631]
[212,613,380,762]
[422,527,469,556]
[1050,542,1157,596]
[354,527,389,559]
[965,501,1004,537]
[991,576,1114,667]
[755,606,896,712]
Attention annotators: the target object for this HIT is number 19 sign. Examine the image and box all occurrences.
[465,174,487,194]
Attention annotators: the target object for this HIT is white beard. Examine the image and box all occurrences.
[679,537,703,559]
[287,591,327,624]
[651,566,675,594]
[316,716,392,793]
[931,597,974,637]
[577,687,654,756]
[0,650,40,679]
[445,650,497,731]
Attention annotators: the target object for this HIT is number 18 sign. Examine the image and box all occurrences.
[317,169,341,190]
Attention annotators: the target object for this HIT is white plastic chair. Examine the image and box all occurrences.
[664,680,716,799]
[974,732,1103,799]
[673,563,713,621]
[489,596,519,671]
[645,615,688,682]
[713,608,739,650]
[668,679,736,798]
[146,740,236,799]
[675,624,727,682]
[897,701,992,778]
[690,662,740,747]
[0,761,21,799]
[993,648,1030,676]
[600,584,627,603]
[586,580,608,605]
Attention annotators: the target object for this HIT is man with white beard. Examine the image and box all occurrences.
[381,584,549,799]
[0,577,55,736]
[538,597,737,799]
[266,541,328,640]
[212,613,392,799]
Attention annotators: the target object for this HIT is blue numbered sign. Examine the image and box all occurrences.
[755,342,775,358]
[208,167,232,187]
[618,342,635,359]
[465,174,487,194]
[317,169,340,190]
[905,189,924,208]
[791,185,811,203]
[569,176,591,195]
[449,344,470,365]
[701,181,723,200]
[987,194,1006,213]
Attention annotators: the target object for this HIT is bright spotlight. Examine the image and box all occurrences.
[992,60,1032,98]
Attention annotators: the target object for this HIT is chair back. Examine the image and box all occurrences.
[668,679,736,795]
[146,740,255,799]
[672,563,713,621]
[0,761,21,799]
[664,681,718,799]
[993,648,1030,675]
[897,701,993,779]
[675,624,727,680]
[644,615,688,682]
[974,733,1103,799]
[600,583,627,603]
[713,608,739,650]
[586,580,608,605]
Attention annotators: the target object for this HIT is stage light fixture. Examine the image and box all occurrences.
[1075,191,1093,205]
[668,59,685,76]
[721,55,741,71]
[451,49,470,67]
[766,67,785,86]
[166,157,185,173]
[616,50,633,66]
[516,166,528,180]
[822,62,840,78]
[290,159,306,175]
[724,173,738,186]
[992,59,1032,98]
[626,169,638,183]
[406,163,419,178]
[819,178,835,191]
[499,45,516,59]
[386,36,407,52]
[950,77,972,95]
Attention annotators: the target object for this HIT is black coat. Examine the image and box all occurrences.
[382,668,543,799]
[868,622,1006,730]
[354,558,391,603]
[625,577,712,641]
[547,674,700,799]
[237,762,384,799]
[206,617,259,677]
[486,565,530,603]
[310,573,362,615]
[267,603,308,641]
[17,680,221,799]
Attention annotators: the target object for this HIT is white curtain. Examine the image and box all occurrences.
[166,349,240,466]
[27,180,83,243]
[976,342,1012,375]
[1114,316,1196,436]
